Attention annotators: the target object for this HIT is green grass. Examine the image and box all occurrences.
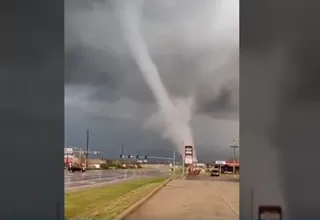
[171,168,184,179]
[174,167,183,173]
[65,176,167,220]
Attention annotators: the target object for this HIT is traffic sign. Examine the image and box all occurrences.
[120,154,134,159]
[185,156,193,164]
[64,148,74,154]
[136,155,147,159]
[93,151,100,155]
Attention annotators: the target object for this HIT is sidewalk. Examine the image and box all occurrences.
[125,179,239,220]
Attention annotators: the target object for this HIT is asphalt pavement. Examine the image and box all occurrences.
[65,168,170,191]
[185,172,240,182]
[126,179,239,220]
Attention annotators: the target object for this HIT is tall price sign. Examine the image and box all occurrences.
[184,145,193,165]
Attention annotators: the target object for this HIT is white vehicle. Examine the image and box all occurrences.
[211,167,220,177]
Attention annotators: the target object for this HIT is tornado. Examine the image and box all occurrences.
[117,0,197,160]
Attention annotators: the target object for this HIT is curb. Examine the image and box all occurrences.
[113,178,172,220]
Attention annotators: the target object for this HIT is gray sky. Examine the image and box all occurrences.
[65,0,239,162]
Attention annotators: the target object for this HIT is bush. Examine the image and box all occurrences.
[116,164,124,169]
[100,163,109,170]
[128,164,136,169]
[137,164,142,169]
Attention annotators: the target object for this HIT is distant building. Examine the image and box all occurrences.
[193,163,206,168]
[64,147,82,165]
[87,159,103,168]
[64,155,79,164]
[225,160,240,167]
[224,160,240,173]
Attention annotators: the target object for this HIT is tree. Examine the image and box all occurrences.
[100,163,109,170]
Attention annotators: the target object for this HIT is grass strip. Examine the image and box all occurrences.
[171,169,184,179]
[65,176,167,219]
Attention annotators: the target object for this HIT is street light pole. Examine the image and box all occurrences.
[182,141,185,176]
[230,139,238,176]
[173,149,176,169]
[121,144,124,162]
[65,153,69,171]
[79,148,82,165]
[85,129,89,168]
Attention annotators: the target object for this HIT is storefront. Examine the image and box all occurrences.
[64,155,75,164]
[213,160,240,173]
[224,160,240,173]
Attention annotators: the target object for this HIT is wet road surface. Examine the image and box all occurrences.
[65,169,170,190]
[185,173,240,183]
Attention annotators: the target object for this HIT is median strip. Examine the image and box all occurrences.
[65,176,167,220]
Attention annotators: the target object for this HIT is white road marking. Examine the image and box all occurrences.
[216,190,239,216]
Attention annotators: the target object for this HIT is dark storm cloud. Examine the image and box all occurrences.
[65,44,154,103]
[65,0,239,119]
[199,83,239,117]
[65,45,123,87]
[194,55,239,118]
[65,44,239,117]
[66,107,233,162]
[65,0,239,162]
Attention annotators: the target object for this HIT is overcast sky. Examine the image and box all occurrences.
[64,0,239,162]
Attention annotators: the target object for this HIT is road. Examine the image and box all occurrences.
[186,173,240,182]
[125,173,239,220]
[65,168,170,191]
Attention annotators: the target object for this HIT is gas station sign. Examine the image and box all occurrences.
[184,145,193,164]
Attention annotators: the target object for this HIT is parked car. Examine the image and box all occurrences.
[211,168,220,177]
[68,165,86,173]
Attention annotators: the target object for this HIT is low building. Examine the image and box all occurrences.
[64,155,77,164]
[194,163,206,168]
[212,160,240,173]
[87,159,103,168]
[224,160,240,173]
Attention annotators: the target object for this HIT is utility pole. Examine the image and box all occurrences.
[182,141,185,176]
[182,154,185,176]
[173,149,176,169]
[65,153,69,171]
[85,129,89,168]
[230,139,238,176]
[79,148,82,165]
[121,144,124,162]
